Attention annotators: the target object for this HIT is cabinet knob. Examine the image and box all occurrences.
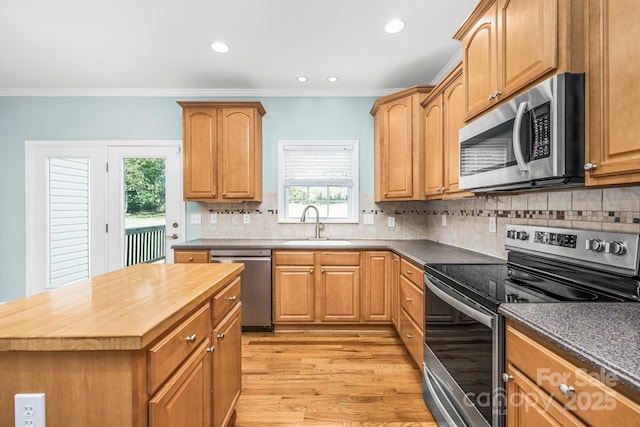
[405,297,414,302]
[559,383,575,396]
[222,192,226,196]
[384,192,388,197]
[502,373,513,383]
[310,268,314,273]
[321,268,326,273]
[583,163,598,171]
[406,270,413,275]
[393,258,399,263]
[217,333,226,339]
[406,334,414,339]
[185,334,197,343]
[206,346,215,353]
[225,295,238,301]
[212,192,217,197]
[188,257,194,262]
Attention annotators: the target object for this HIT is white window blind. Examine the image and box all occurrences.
[48,158,90,288]
[282,144,355,186]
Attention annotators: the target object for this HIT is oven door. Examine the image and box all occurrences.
[423,272,504,427]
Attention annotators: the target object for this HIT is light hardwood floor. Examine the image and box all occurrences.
[235,331,437,426]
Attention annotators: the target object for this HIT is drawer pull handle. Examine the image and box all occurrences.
[225,295,237,301]
[217,333,226,339]
[559,384,575,396]
[405,297,414,302]
[406,334,414,339]
[406,270,413,275]
[206,346,215,353]
[188,257,194,262]
[502,373,513,383]
[185,334,197,343]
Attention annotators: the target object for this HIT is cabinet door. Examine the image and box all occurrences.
[497,0,557,98]
[363,252,391,323]
[319,266,360,322]
[423,94,444,198]
[183,108,218,200]
[443,73,472,198]
[219,108,260,200]
[381,98,416,199]
[463,2,498,118]
[273,265,315,322]
[149,339,212,427]
[586,0,640,185]
[212,304,242,427]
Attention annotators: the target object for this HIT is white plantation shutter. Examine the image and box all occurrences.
[48,158,90,287]
[282,144,355,186]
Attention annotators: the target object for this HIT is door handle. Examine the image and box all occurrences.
[167,233,179,240]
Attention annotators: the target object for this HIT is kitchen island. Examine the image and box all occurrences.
[0,263,244,427]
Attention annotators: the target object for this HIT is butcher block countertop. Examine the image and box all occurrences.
[0,263,243,352]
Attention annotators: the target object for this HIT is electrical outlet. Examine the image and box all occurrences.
[190,213,201,225]
[363,213,374,225]
[387,216,396,227]
[243,213,251,224]
[441,215,447,227]
[15,393,45,427]
[489,216,497,233]
[210,213,218,224]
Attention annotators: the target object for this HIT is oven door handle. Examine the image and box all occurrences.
[513,101,529,173]
[424,276,494,328]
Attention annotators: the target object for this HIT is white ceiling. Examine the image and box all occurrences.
[0,0,478,96]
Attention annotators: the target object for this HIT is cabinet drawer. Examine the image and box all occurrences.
[147,303,212,394]
[212,276,241,326]
[174,250,210,263]
[400,258,422,290]
[506,325,640,426]
[400,277,423,325]
[399,310,423,367]
[318,251,360,265]
[273,251,314,266]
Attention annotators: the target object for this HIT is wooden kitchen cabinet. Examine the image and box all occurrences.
[422,64,473,200]
[504,322,640,427]
[371,86,433,201]
[174,249,210,263]
[390,253,400,329]
[318,252,361,323]
[273,251,316,323]
[584,0,640,186]
[398,257,424,367]
[178,101,265,202]
[212,303,242,427]
[363,251,392,323]
[454,0,583,120]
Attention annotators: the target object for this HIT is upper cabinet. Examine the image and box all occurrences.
[178,101,265,202]
[422,64,473,199]
[371,86,433,202]
[584,0,640,186]
[454,0,584,120]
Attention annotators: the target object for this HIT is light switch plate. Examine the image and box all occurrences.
[190,213,201,224]
[243,214,251,224]
[489,216,497,233]
[441,215,447,227]
[363,213,374,225]
[387,216,396,227]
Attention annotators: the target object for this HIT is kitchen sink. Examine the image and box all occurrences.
[283,240,352,246]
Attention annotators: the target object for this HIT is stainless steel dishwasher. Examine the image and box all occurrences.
[210,248,273,332]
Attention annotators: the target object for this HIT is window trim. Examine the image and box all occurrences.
[277,140,359,224]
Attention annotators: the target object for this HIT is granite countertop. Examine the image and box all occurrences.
[173,238,505,267]
[500,303,640,395]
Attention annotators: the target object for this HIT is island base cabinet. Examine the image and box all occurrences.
[149,339,212,427]
[0,350,147,427]
[212,303,242,427]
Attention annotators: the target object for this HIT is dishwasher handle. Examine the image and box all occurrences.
[210,257,272,264]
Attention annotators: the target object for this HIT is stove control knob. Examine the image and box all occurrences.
[506,229,516,239]
[516,231,529,241]
[605,241,626,255]
[586,239,604,252]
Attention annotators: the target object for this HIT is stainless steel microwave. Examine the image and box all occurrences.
[458,73,585,193]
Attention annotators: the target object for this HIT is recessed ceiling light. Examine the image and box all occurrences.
[297,76,308,83]
[384,19,406,34]
[327,76,339,83]
[210,42,230,53]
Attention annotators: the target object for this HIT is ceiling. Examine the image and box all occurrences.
[0,0,478,96]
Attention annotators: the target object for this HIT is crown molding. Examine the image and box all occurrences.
[0,87,404,97]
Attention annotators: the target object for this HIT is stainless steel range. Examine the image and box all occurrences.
[422,225,640,427]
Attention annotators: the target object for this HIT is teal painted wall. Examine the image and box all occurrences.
[0,96,375,301]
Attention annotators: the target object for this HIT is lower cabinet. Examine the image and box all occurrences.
[174,249,210,263]
[212,303,242,427]
[363,251,392,323]
[397,257,424,367]
[318,252,361,322]
[504,321,640,426]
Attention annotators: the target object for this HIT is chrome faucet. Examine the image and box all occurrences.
[300,205,324,240]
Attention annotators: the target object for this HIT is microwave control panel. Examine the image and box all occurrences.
[531,102,551,160]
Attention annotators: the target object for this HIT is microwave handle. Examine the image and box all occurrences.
[513,101,529,172]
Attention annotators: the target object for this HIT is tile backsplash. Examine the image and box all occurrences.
[198,187,640,260]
